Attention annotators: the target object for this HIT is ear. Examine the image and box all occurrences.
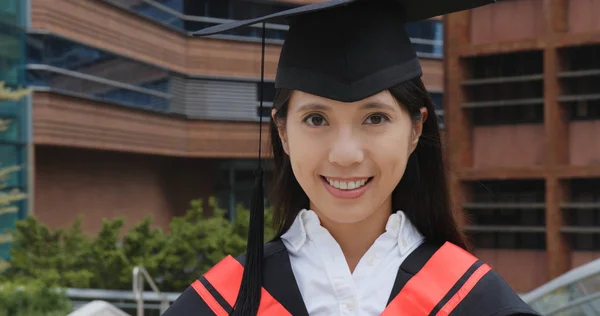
[410,107,428,154]
[271,108,290,155]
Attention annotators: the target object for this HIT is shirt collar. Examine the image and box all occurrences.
[281,209,424,256]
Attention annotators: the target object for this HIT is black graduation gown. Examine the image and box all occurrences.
[162,240,540,316]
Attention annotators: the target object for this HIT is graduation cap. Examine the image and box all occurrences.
[192,0,495,314]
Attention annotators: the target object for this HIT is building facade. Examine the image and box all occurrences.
[0,0,445,258]
[445,0,600,293]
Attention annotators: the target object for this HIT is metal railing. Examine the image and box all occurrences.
[65,288,181,313]
[521,257,600,315]
[132,266,170,316]
[546,292,600,316]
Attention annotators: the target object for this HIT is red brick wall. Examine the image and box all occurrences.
[33,145,217,235]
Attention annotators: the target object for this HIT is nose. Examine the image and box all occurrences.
[328,128,364,166]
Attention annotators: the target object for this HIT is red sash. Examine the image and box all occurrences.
[382,242,491,316]
[191,242,490,316]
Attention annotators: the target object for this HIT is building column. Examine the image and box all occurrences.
[543,0,571,278]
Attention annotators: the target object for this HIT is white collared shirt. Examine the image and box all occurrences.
[281,209,425,316]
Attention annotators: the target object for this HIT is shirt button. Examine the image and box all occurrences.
[367,256,375,266]
[402,239,408,248]
[345,301,356,311]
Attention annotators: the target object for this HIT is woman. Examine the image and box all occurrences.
[164,0,541,315]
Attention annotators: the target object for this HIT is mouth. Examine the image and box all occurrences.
[320,176,374,199]
[321,176,373,190]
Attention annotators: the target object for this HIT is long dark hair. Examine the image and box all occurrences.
[269,76,468,249]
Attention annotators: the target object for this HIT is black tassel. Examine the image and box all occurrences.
[231,168,264,315]
[230,21,267,316]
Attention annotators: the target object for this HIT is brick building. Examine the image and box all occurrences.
[445,0,600,293]
[0,0,445,258]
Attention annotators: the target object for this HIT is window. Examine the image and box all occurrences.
[257,81,276,103]
[463,180,547,250]
[214,160,274,220]
[0,144,25,188]
[429,92,444,127]
[0,115,20,143]
[0,19,26,85]
[404,20,443,58]
[568,101,600,120]
[256,81,275,118]
[561,179,600,251]
[108,0,297,40]
[0,0,29,260]
[471,105,544,126]
[558,45,600,121]
[132,0,185,30]
[462,51,545,126]
[26,34,171,112]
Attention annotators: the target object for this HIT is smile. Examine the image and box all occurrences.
[324,177,371,190]
[320,176,373,199]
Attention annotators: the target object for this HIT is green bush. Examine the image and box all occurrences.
[1,197,276,292]
[0,280,72,316]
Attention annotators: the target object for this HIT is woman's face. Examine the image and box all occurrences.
[274,90,426,224]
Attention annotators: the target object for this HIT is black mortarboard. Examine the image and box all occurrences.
[192,0,495,314]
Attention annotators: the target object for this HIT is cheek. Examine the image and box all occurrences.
[371,127,412,178]
[286,125,321,181]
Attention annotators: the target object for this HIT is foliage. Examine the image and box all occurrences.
[0,166,27,217]
[1,197,276,292]
[0,82,32,102]
[0,280,72,316]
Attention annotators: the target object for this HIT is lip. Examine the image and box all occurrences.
[321,176,372,200]
[324,176,371,182]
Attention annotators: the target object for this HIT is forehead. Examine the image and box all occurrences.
[288,90,399,111]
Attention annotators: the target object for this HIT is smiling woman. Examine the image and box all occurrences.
[163,1,541,315]
[270,84,433,239]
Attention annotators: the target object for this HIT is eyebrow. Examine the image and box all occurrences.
[295,101,396,113]
[295,103,330,113]
[361,102,397,111]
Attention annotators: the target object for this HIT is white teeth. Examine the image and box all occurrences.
[326,178,370,190]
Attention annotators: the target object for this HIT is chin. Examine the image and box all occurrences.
[315,200,377,224]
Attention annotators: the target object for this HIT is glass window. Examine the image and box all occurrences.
[0,0,29,260]
[0,144,24,188]
[0,115,20,143]
[0,15,25,85]
[257,81,276,102]
[131,0,185,30]
[430,92,443,111]
[405,20,443,58]
[102,0,295,40]
[26,34,172,113]
[429,92,444,127]
[471,105,544,126]
[214,161,273,219]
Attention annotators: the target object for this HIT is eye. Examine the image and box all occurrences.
[364,113,390,125]
[303,114,328,127]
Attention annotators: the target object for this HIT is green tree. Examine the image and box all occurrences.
[155,197,274,291]
[2,196,276,292]
[87,218,130,290]
[0,280,72,316]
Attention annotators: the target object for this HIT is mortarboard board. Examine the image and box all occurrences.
[192,0,495,314]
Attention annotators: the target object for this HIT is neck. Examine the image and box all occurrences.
[314,201,392,272]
